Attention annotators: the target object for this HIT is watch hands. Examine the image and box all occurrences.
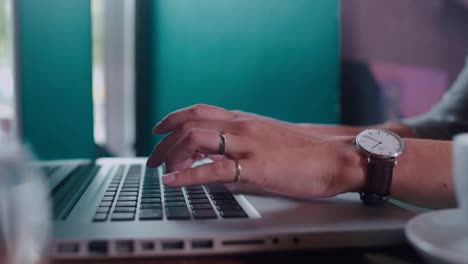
[364,135,382,144]
[371,142,382,149]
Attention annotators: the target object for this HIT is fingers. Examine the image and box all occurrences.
[148,120,234,168]
[153,104,236,135]
[162,159,251,187]
[162,129,250,172]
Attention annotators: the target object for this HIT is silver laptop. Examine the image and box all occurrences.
[41,157,415,260]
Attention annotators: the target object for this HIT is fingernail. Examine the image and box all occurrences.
[162,173,177,184]
[152,122,162,134]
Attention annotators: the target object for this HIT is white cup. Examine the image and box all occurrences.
[454,133,468,222]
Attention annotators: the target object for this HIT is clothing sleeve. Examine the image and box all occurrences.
[402,57,468,140]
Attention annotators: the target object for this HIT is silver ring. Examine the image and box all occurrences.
[234,159,242,183]
[218,131,226,155]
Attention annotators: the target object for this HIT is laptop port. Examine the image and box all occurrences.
[191,240,213,249]
[293,237,301,245]
[88,241,108,255]
[161,241,184,250]
[115,240,134,254]
[272,238,280,245]
[56,242,80,254]
[140,241,156,251]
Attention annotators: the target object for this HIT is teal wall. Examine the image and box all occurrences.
[137,0,340,155]
[16,0,94,160]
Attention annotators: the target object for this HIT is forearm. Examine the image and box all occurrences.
[392,139,455,208]
[345,137,455,209]
[236,110,416,138]
[294,122,416,138]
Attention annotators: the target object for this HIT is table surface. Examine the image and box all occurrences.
[48,246,424,264]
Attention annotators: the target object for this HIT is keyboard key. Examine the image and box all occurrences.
[121,187,139,192]
[142,194,161,199]
[140,203,162,209]
[220,210,248,219]
[205,184,230,194]
[141,198,161,204]
[111,213,135,221]
[217,204,242,211]
[115,201,137,207]
[96,207,110,213]
[165,197,186,202]
[210,193,234,199]
[120,192,138,197]
[187,194,207,199]
[93,213,108,222]
[186,186,203,190]
[122,183,139,188]
[164,192,183,197]
[142,189,159,194]
[144,185,160,189]
[193,209,217,219]
[142,190,160,195]
[164,188,182,192]
[191,203,213,210]
[125,181,140,185]
[125,178,140,181]
[117,196,137,202]
[165,201,187,207]
[104,192,116,197]
[213,199,239,205]
[99,201,112,207]
[113,207,136,213]
[186,190,206,194]
[166,207,190,220]
[102,196,113,202]
[189,198,211,204]
[144,180,159,184]
[139,209,163,220]
[143,184,160,188]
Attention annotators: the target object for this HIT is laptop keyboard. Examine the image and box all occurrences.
[93,164,248,222]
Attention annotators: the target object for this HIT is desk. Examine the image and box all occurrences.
[52,246,424,264]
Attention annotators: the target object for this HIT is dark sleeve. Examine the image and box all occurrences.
[402,57,468,140]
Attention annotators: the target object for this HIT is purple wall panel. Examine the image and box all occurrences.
[341,0,468,83]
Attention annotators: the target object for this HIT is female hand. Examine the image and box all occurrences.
[147,104,365,198]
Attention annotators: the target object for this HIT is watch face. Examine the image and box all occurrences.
[356,129,404,158]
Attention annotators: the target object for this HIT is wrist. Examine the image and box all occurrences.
[334,136,367,193]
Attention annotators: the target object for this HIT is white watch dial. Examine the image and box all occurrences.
[356,129,404,158]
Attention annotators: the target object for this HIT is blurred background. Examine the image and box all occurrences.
[0,0,467,160]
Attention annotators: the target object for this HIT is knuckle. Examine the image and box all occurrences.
[188,104,208,117]
[237,119,259,134]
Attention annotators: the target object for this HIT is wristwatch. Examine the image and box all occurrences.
[354,129,405,205]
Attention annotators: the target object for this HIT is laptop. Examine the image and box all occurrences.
[38,157,415,260]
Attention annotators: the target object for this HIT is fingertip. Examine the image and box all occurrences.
[146,158,158,168]
[162,172,179,186]
[152,123,162,134]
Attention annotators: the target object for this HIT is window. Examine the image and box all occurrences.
[0,0,14,136]
[92,0,136,156]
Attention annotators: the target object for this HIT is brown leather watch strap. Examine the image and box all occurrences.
[360,158,395,205]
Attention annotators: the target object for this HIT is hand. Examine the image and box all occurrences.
[147,104,365,198]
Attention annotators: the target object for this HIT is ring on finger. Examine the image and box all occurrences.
[234,159,242,183]
[218,131,227,155]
